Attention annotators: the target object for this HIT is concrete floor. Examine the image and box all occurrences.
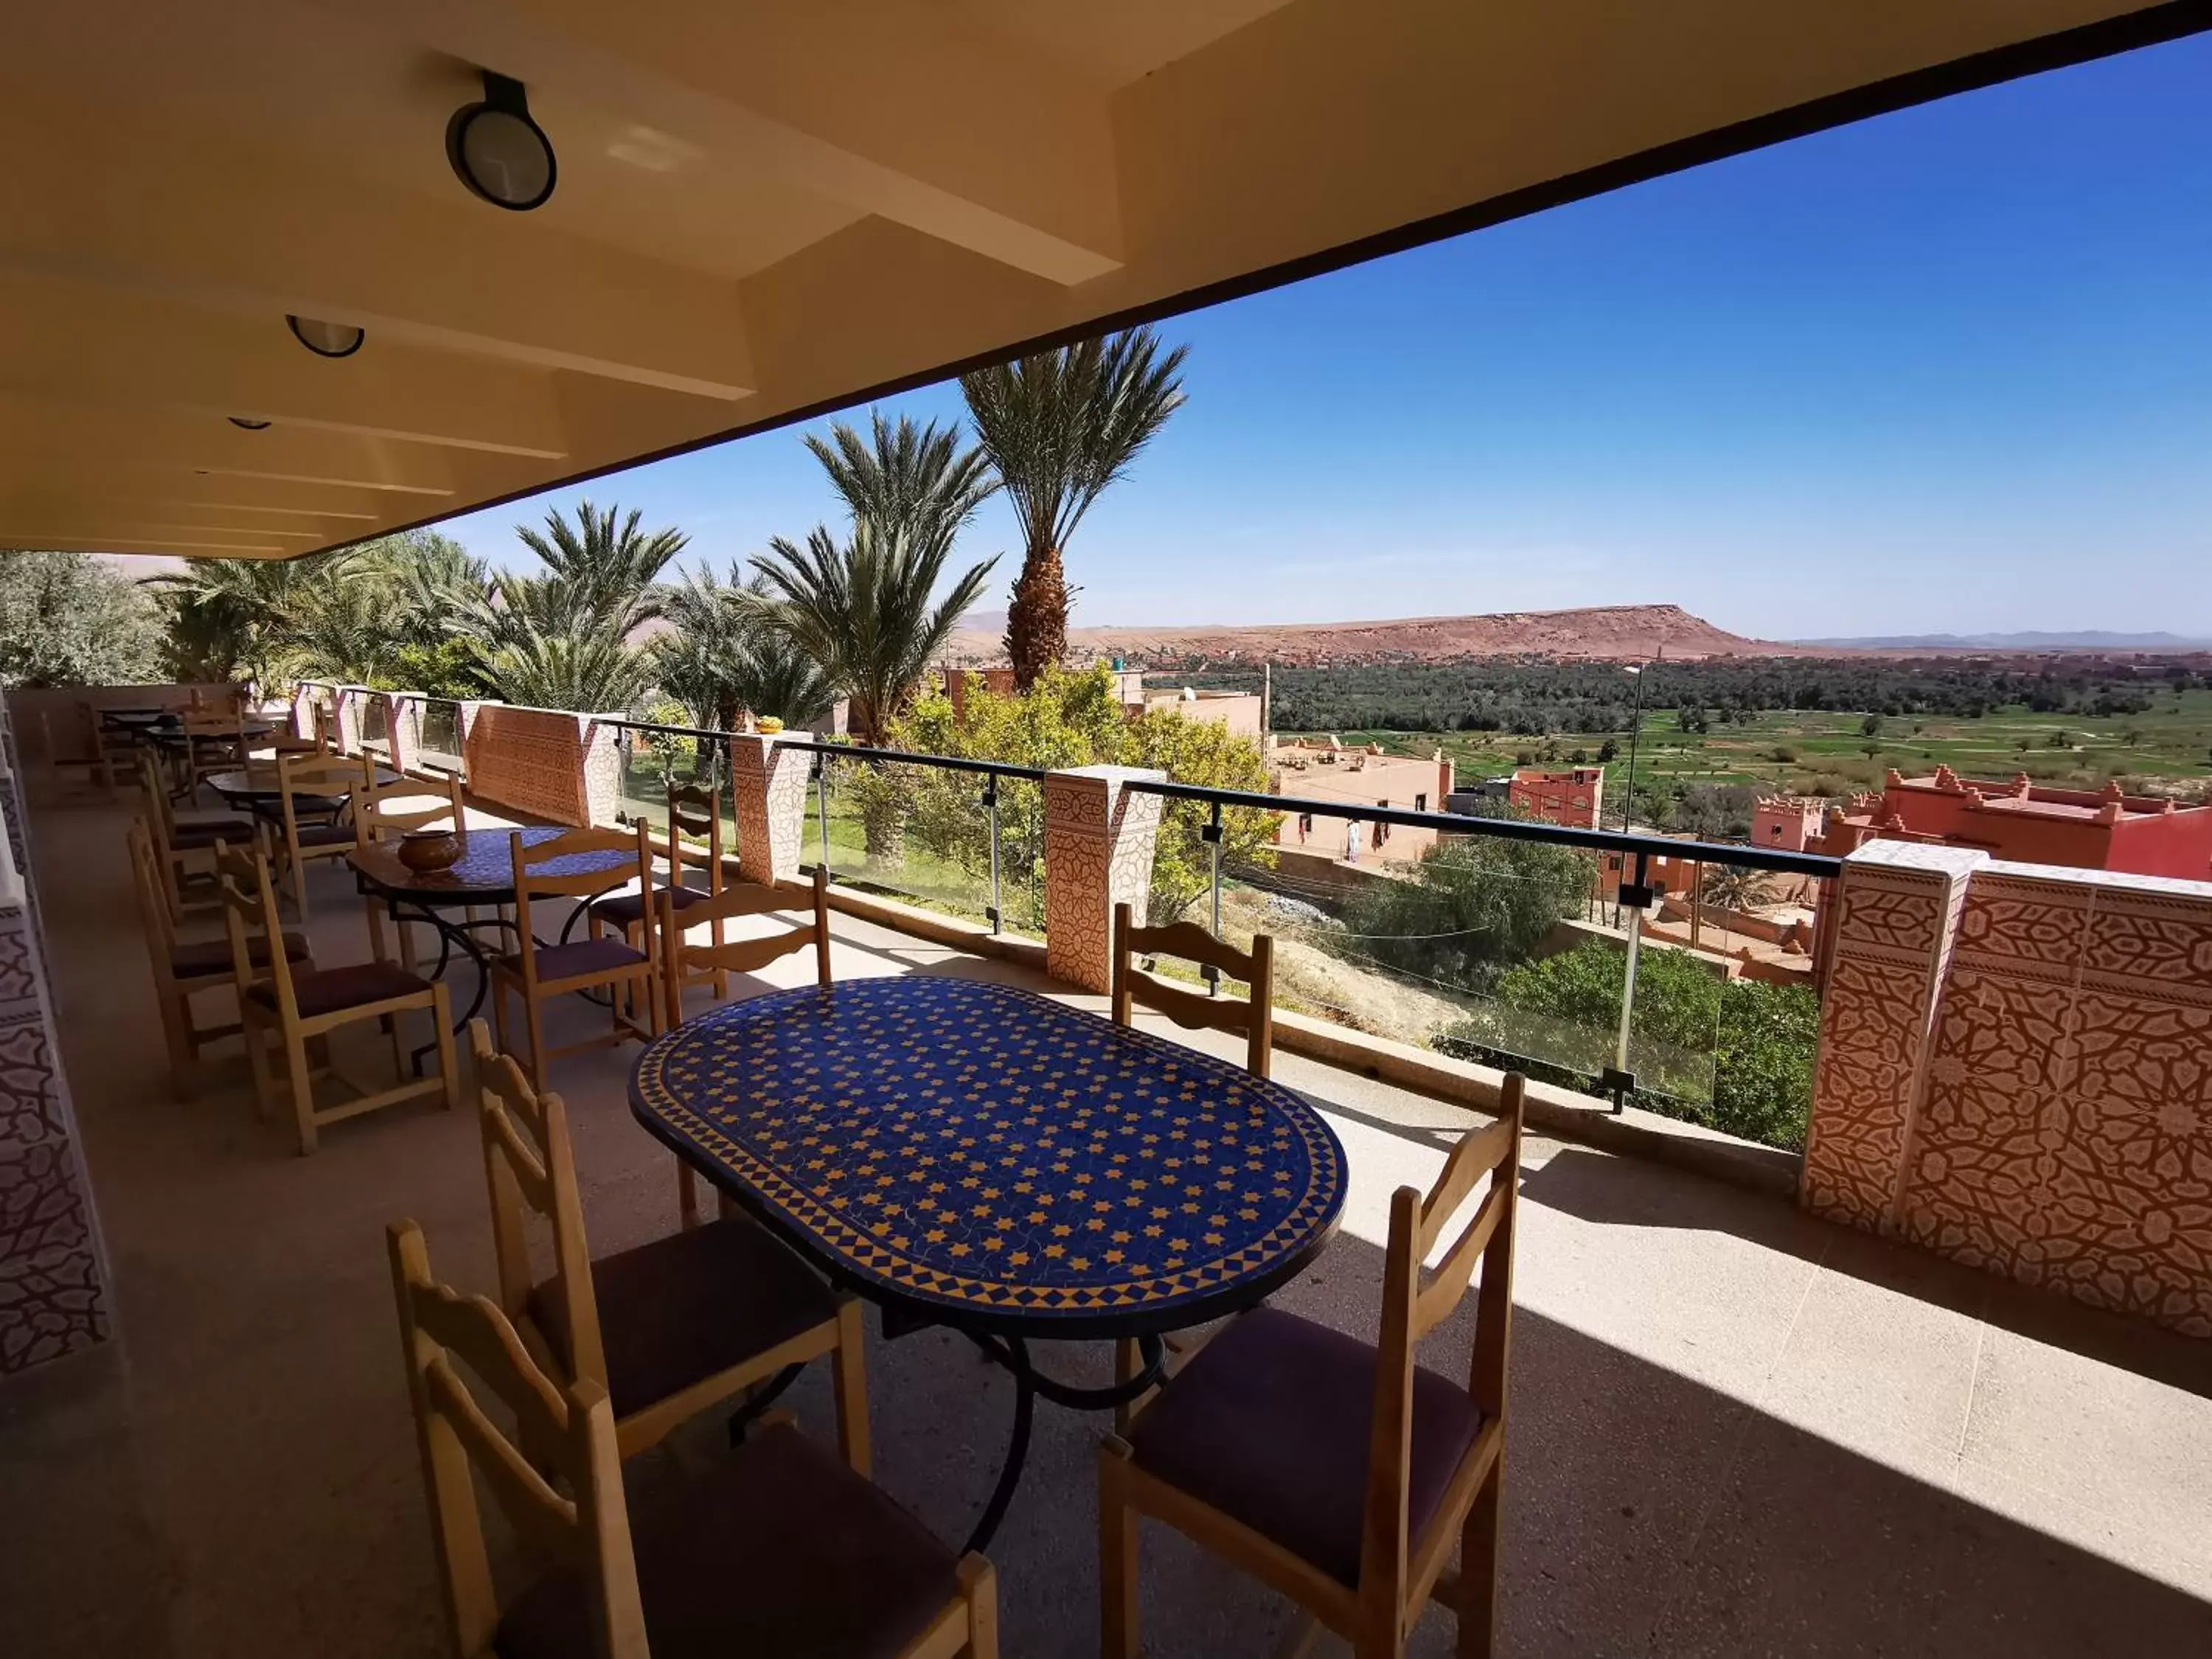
[5,795,2211,1658]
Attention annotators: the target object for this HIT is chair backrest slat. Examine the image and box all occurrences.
[1410,1179,1507,1340]
[387,1220,649,1659]
[215,841,300,1018]
[125,818,179,964]
[1111,902,1276,1078]
[470,1022,607,1392]
[356,769,466,844]
[658,866,830,1029]
[1416,1112,1517,1254]
[1356,1074,1524,1630]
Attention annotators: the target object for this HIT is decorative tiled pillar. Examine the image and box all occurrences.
[1801,841,1984,1231]
[385,694,421,776]
[1902,863,2212,1335]
[1042,765,1165,993]
[0,737,111,1375]
[729,734,813,886]
[333,685,368,755]
[581,718,626,827]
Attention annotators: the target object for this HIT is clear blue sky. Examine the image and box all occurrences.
[440,32,2212,642]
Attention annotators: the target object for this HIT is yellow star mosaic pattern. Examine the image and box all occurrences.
[630,978,1346,1328]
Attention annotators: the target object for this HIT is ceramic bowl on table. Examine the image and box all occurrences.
[396,830,462,874]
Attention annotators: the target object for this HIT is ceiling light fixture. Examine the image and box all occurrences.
[447,71,557,211]
[227,417,271,431]
[287,315,365,358]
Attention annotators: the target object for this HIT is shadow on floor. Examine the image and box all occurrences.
[1521,1147,2212,1402]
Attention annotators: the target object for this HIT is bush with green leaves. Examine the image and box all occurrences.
[1326,801,1594,995]
[1442,938,1818,1149]
[882,664,1276,928]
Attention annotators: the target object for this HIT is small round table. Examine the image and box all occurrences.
[204,764,401,814]
[350,827,639,1032]
[629,975,1347,1553]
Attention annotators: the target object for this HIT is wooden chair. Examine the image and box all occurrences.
[1111,902,1276,1079]
[655,863,832,1227]
[591,779,727,1000]
[127,815,314,1099]
[389,1218,998,1659]
[471,1020,869,1464]
[177,704,249,799]
[216,839,459,1155]
[136,752,256,922]
[490,824,659,1092]
[354,768,470,970]
[1099,1075,1526,1659]
[267,749,371,918]
[1110,902,1278,1418]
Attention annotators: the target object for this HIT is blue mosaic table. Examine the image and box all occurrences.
[630,975,1347,1338]
[629,974,1347,1550]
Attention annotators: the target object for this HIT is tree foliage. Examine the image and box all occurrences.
[1456,939,1818,1149]
[1325,801,1595,993]
[655,562,834,734]
[880,665,1276,928]
[961,328,1188,688]
[745,412,996,744]
[0,551,164,688]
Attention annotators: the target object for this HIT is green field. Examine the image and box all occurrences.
[1307,686,2212,802]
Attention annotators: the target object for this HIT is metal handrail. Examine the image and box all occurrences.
[1124,776,1842,878]
[599,718,1052,783]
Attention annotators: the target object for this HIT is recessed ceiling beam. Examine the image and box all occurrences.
[0,269,571,457]
[0,95,757,402]
[366,0,1125,285]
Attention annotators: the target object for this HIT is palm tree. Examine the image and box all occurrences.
[146,547,364,689]
[366,530,488,649]
[803,411,996,546]
[960,327,1187,688]
[462,501,686,710]
[748,521,995,745]
[476,626,654,713]
[508,499,685,639]
[1698,864,1774,914]
[655,563,834,733]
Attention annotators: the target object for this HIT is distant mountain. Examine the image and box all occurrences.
[946,603,1792,667]
[1792,630,2212,651]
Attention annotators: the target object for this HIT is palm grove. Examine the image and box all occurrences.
[0,327,1815,1147]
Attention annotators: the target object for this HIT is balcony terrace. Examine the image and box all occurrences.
[4,754,2209,1658]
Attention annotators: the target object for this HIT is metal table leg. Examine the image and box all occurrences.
[956,1331,1166,1555]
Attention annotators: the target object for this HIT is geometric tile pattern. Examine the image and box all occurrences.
[0,814,111,1374]
[1802,842,1983,1231]
[1905,863,2212,1335]
[730,734,810,887]
[1043,767,1164,994]
[630,976,1344,1332]
[463,704,596,827]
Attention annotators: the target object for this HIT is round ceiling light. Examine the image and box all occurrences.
[447,71,556,211]
[287,316,365,358]
[227,417,271,431]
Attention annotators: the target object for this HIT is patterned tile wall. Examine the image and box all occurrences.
[0,714,111,1372]
[1802,843,1983,1229]
[1043,768,1164,993]
[731,735,811,886]
[1806,844,2212,1337]
[462,705,593,826]
[1904,866,2212,1335]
